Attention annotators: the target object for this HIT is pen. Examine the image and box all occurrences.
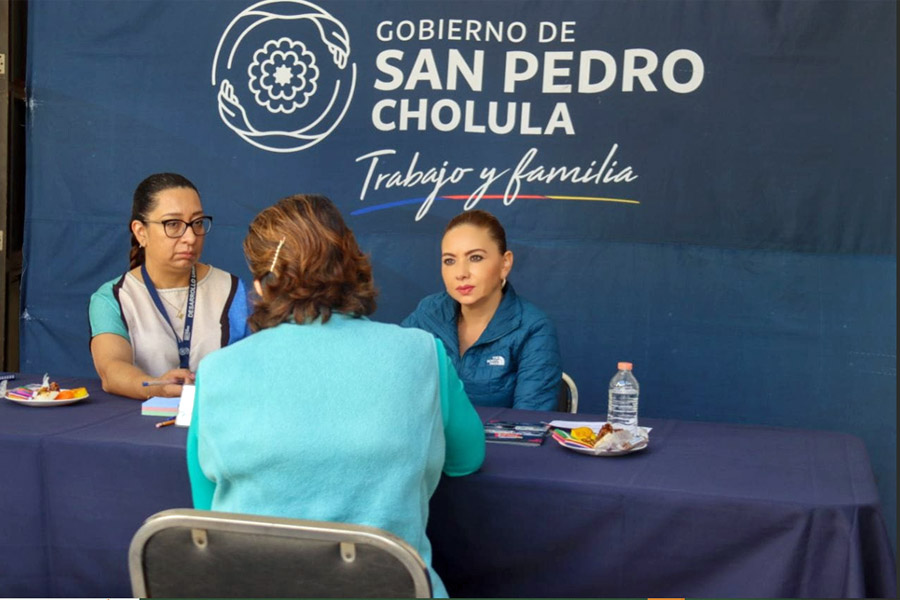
[155,418,176,428]
[142,379,184,387]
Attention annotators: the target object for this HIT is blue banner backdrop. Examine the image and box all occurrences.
[23,0,896,550]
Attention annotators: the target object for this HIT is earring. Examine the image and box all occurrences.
[501,278,507,289]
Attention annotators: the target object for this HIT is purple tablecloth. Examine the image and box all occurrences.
[0,374,135,597]
[430,408,897,598]
[0,377,895,597]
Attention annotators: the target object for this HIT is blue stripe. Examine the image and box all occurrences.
[228,279,251,343]
[350,197,446,216]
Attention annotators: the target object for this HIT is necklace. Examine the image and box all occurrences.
[159,291,187,319]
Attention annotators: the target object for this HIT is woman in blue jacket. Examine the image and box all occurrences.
[402,210,562,411]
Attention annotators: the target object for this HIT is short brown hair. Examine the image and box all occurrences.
[445,209,508,253]
[243,195,377,331]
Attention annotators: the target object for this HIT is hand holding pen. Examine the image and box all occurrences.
[141,368,194,398]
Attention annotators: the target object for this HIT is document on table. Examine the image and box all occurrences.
[548,420,607,430]
[175,384,195,427]
[549,420,652,433]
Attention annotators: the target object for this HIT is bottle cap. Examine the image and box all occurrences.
[617,362,633,370]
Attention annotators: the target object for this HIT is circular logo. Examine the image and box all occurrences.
[212,0,356,153]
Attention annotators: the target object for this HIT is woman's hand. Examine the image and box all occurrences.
[150,368,196,398]
[91,333,194,399]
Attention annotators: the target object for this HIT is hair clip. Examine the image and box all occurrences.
[269,236,286,274]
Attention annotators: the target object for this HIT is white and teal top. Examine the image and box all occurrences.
[89,266,250,376]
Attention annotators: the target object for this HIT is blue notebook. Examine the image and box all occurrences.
[141,396,180,417]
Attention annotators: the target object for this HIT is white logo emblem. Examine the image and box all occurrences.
[486,355,506,367]
[212,0,356,153]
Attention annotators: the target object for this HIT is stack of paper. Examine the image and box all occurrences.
[142,396,180,417]
[483,421,550,447]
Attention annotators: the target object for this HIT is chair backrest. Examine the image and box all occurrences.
[129,508,432,598]
[556,372,579,413]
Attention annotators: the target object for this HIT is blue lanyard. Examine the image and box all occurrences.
[141,263,197,370]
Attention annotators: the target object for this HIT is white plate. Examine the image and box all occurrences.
[558,438,649,456]
[4,392,88,407]
[552,425,651,457]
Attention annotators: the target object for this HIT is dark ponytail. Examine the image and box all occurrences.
[129,173,199,269]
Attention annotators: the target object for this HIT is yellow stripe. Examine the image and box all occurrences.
[547,195,640,204]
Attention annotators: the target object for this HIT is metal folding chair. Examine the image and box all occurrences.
[556,371,579,413]
[129,508,432,598]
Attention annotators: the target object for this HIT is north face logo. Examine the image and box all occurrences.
[486,355,506,367]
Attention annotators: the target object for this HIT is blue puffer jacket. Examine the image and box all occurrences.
[402,283,562,410]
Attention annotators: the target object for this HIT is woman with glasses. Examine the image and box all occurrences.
[89,173,250,399]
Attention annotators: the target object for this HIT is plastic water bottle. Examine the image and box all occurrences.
[607,362,639,427]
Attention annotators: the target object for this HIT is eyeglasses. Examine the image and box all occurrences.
[144,216,213,238]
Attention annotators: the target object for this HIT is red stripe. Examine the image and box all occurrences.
[441,195,548,200]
